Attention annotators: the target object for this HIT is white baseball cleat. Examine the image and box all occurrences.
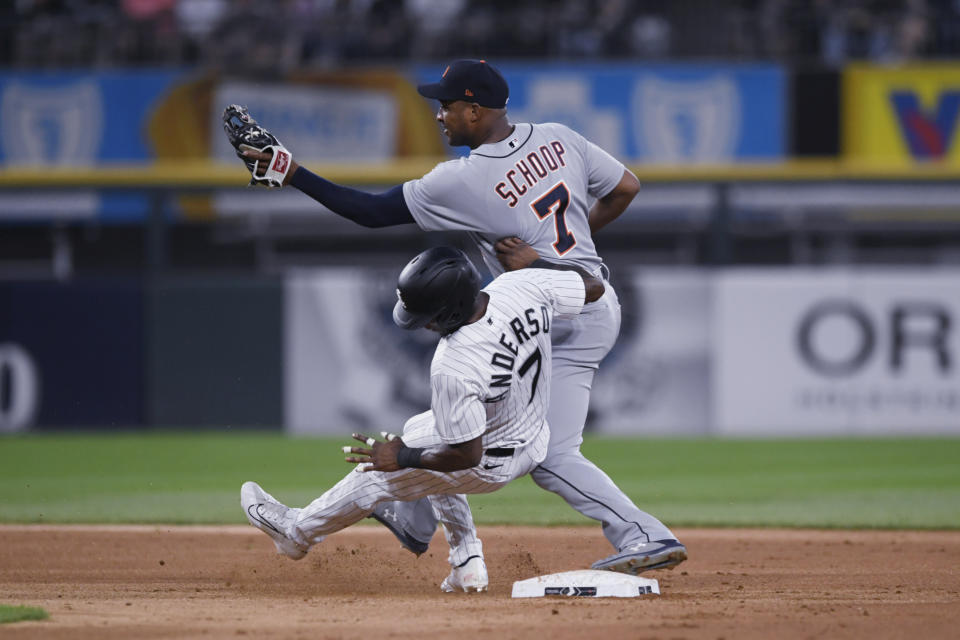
[440,555,488,593]
[240,481,309,560]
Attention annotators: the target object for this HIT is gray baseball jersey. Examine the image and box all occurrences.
[402,122,625,277]
[289,268,585,562]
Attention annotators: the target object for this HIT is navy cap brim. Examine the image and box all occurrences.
[417,81,458,102]
[393,299,431,330]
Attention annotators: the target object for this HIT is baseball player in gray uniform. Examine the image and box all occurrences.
[241,246,604,591]
[227,59,686,580]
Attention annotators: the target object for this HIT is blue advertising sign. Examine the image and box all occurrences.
[414,63,785,163]
[0,70,185,165]
[0,279,145,430]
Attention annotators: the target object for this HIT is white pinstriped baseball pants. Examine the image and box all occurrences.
[291,411,548,567]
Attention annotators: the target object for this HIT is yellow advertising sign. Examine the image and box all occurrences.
[844,64,960,164]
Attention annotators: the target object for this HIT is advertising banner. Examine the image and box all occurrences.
[210,81,397,164]
[0,70,185,166]
[714,269,960,435]
[415,62,785,163]
[0,69,441,222]
[0,279,145,431]
[0,70,186,223]
[285,268,436,435]
[284,267,712,435]
[590,269,711,435]
[0,276,284,431]
[844,64,960,164]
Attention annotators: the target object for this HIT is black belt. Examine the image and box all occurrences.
[484,447,514,457]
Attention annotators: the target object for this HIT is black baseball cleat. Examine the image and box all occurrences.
[369,503,432,556]
[591,539,688,575]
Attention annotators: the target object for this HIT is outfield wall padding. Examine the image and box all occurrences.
[146,276,283,428]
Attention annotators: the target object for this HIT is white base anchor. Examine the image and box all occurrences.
[511,569,660,598]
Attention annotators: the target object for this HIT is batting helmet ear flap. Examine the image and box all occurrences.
[393,247,481,332]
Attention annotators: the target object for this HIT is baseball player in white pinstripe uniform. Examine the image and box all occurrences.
[241,246,605,591]
[231,59,686,582]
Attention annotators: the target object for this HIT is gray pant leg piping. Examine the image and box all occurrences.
[535,464,651,544]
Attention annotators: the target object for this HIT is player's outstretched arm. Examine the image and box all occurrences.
[344,432,483,473]
[241,149,415,228]
[223,106,413,227]
[588,169,640,234]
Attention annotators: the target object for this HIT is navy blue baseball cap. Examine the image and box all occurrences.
[417,59,509,109]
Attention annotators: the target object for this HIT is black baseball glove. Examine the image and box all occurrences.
[222,104,293,188]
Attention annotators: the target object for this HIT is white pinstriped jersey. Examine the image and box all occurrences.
[429,268,585,450]
[402,122,626,278]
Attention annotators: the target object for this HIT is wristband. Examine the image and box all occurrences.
[250,143,293,188]
[396,446,424,468]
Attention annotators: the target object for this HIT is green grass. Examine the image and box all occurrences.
[0,605,48,624]
[1,433,958,529]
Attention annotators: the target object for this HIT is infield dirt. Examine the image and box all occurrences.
[1,525,958,639]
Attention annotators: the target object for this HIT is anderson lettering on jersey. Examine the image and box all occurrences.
[489,303,551,399]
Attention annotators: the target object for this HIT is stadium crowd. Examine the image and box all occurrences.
[0,0,957,70]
